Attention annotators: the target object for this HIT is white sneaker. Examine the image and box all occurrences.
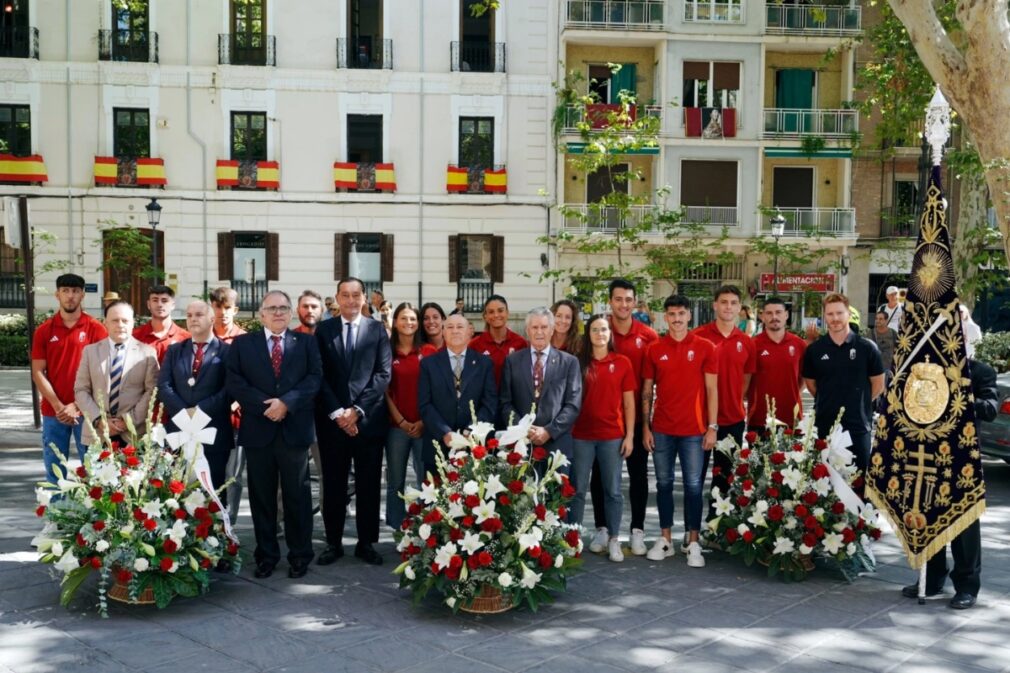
[646,538,675,561]
[630,528,647,556]
[589,527,609,553]
[686,541,706,568]
[608,538,625,563]
[680,532,690,554]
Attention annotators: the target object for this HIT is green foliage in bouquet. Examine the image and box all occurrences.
[32,397,241,616]
[705,409,882,582]
[394,413,583,612]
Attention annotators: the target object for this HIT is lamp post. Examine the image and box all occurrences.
[146,197,162,284]
[770,210,786,296]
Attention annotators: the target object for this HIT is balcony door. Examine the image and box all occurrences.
[113,0,149,61]
[772,167,814,209]
[587,164,629,229]
[347,0,383,68]
[460,0,494,72]
[231,0,266,65]
[0,0,29,58]
[775,69,815,133]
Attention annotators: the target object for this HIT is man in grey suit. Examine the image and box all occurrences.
[75,301,159,445]
[418,314,498,477]
[500,307,582,465]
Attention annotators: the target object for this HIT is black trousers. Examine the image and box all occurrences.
[590,423,648,532]
[926,519,982,597]
[702,421,745,523]
[317,417,382,546]
[245,433,314,566]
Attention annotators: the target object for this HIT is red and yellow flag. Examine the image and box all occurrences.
[0,154,47,183]
[257,161,279,189]
[215,159,239,187]
[374,163,396,191]
[136,158,167,186]
[446,165,468,192]
[94,156,118,185]
[333,162,357,189]
[484,167,507,193]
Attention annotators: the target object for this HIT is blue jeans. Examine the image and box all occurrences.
[652,432,704,532]
[385,427,424,528]
[42,415,86,485]
[571,438,624,537]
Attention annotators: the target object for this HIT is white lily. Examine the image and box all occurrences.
[140,500,163,519]
[35,487,53,506]
[781,467,805,491]
[772,537,796,555]
[813,477,832,497]
[53,550,79,573]
[123,470,145,494]
[183,490,208,515]
[747,511,767,528]
[149,424,167,447]
[498,413,536,447]
[404,565,416,580]
[550,450,570,470]
[822,532,844,555]
[460,531,484,555]
[468,421,496,444]
[396,535,414,552]
[434,542,458,570]
[419,481,438,505]
[474,500,497,523]
[484,474,506,500]
[167,519,188,544]
[713,497,734,517]
[402,486,422,503]
[446,433,471,450]
[447,500,465,519]
[519,563,542,589]
[50,541,64,557]
[518,527,544,553]
[94,461,120,487]
[783,517,798,530]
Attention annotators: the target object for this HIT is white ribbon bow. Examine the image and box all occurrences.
[821,425,865,516]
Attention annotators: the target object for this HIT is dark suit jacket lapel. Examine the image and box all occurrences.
[458,350,481,396]
[254,331,275,376]
[435,349,455,394]
[282,331,300,378]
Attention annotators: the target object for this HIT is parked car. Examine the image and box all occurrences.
[979,371,1010,463]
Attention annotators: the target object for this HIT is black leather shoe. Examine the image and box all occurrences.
[253,561,275,579]
[354,542,383,566]
[949,593,976,610]
[317,545,344,566]
[901,583,942,599]
[288,561,309,579]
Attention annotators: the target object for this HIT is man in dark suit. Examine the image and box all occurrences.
[314,277,392,566]
[500,307,582,466]
[225,291,321,580]
[157,300,233,497]
[418,314,498,477]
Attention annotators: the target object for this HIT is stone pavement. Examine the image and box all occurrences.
[2,369,1010,673]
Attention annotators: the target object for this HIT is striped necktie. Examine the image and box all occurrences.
[108,343,125,415]
[533,350,544,398]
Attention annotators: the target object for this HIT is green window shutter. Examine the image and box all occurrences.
[610,63,637,103]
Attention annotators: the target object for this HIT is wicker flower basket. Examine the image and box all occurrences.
[757,553,816,573]
[107,577,156,605]
[460,584,513,614]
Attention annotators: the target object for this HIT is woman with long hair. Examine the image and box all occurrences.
[738,305,757,336]
[420,302,446,350]
[384,302,437,528]
[550,299,582,356]
[570,314,636,562]
[378,300,393,336]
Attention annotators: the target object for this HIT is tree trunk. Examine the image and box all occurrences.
[951,170,988,309]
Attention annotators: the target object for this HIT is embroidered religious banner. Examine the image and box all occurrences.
[865,165,985,568]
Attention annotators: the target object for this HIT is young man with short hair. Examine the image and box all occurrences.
[133,285,191,364]
[748,297,807,431]
[469,294,528,387]
[210,287,247,344]
[211,286,248,525]
[294,290,324,335]
[31,273,108,483]
[870,309,898,371]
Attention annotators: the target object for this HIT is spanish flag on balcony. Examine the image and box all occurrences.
[216,159,280,190]
[484,167,507,193]
[0,154,47,183]
[375,163,396,191]
[216,159,240,187]
[333,162,357,189]
[94,157,168,187]
[446,165,468,192]
[94,156,118,185]
[257,161,280,189]
[136,158,167,186]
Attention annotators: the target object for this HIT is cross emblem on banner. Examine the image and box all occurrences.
[902,444,936,532]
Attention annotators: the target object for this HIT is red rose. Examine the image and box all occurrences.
[765,487,779,499]
[408,502,422,516]
[75,533,86,546]
[195,523,210,539]
[93,520,106,532]
[467,554,480,570]
[803,491,819,505]
[832,501,846,515]
[508,480,524,494]
[792,442,803,452]
[486,438,499,450]
[725,529,739,543]
[200,558,212,569]
[532,446,548,462]
[464,495,480,509]
[527,545,542,558]
[35,505,46,517]
[159,557,175,572]
[168,480,185,495]
[768,505,784,522]
[557,506,567,519]
[478,550,492,566]
[150,479,164,489]
[401,519,412,531]
[740,448,752,459]
[110,492,125,504]
[174,509,188,520]
[472,446,487,460]
[726,475,735,485]
[227,542,239,555]
[194,507,209,520]
[446,471,460,483]
[742,479,754,491]
[461,516,475,528]
[99,450,111,460]
[122,445,136,456]
[143,518,157,531]
[90,557,102,569]
[423,509,443,524]
[744,431,757,444]
[735,464,749,476]
[712,466,722,477]
[445,567,460,581]
[480,517,502,533]
[852,476,865,491]
[794,504,809,517]
[125,456,140,467]
[539,552,553,569]
[736,495,750,507]
[842,528,856,544]
[770,452,786,465]
[742,530,754,543]
[163,539,178,554]
[856,518,866,530]
[802,533,817,548]
[870,528,882,540]
[406,544,420,557]
[561,483,576,498]
[117,569,133,583]
[814,439,827,450]
[534,504,547,520]
[448,493,461,503]
[430,562,441,575]
[449,555,463,570]
[89,486,103,500]
[449,528,463,542]
[426,536,438,548]
[811,464,830,480]
[783,429,794,436]
[804,515,818,530]
[771,471,784,484]
[814,526,825,539]
[565,530,580,547]
[506,452,522,466]
[498,495,511,506]
[75,466,87,478]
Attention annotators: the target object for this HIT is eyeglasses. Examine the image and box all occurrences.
[262,305,291,314]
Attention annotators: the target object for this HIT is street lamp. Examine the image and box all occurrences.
[770,210,786,296]
[145,197,162,284]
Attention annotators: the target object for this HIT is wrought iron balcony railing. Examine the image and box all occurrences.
[450,41,505,73]
[458,278,494,313]
[98,29,158,63]
[0,275,26,308]
[0,26,38,59]
[336,38,392,70]
[759,207,856,237]
[218,33,276,66]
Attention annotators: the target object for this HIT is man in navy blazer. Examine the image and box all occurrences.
[314,278,392,566]
[418,314,498,477]
[500,307,582,465]
[225,291,321,580]
[158,300,233,493]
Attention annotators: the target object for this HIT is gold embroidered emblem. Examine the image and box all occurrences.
[903,360,948,425]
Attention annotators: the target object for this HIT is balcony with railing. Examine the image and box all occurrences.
[759,207,856,237]
[94,157,167,188]
[682,205,739,226]
[762,108,858,138]
[450,41,505,73]
[446,165,507,194]
[458,278,494,313]
[683,0,745,24]
[765,4,861,36]
[232,279,268,312]
[333,162,397,192]
[98,29,158,63]
[337,38,392,70]
[880,205,921,238]
[218,33,276,66]
[564,0,665,30]
[561,204,653,234]
[0,26,38,59]
[561,104,663,133]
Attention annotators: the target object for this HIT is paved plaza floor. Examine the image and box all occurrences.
[1,368,1009,673]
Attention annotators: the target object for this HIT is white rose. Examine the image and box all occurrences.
[206,536,219,548]
[498,572,513,588]
[418,524,432,540]
[462,480,479,496]
[164,498,180,511]
[119,523,135,536]
[134,557,150,572]
[35,487,53,506]
[167,561,179,573]
[404,565,415,580]
[446,597,457,608]
[755,500,769,514]
[554,554,563,568]
[813,507,825,518]
[83,497,94,509]
[95,540,110,553]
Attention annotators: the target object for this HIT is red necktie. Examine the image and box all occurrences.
[192,343,206,378]
[533,350,544,398]
[270,335,283,378]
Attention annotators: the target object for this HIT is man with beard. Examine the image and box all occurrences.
[32,274,108,483]
[294,290,324,335]
[748,297,806,432]
[133,285,190,364]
